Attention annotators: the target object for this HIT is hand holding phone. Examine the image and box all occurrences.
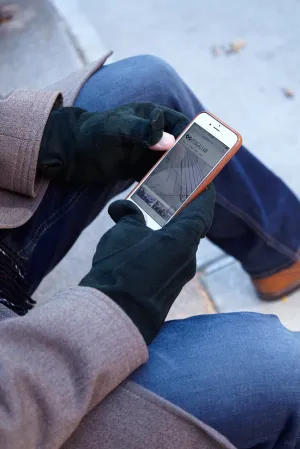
[38,103,188,184]
[127,112,242,229]
[80,188,215,344]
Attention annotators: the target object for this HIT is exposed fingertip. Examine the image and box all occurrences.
[150,132,175,151]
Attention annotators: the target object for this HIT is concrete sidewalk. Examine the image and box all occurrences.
[1,0,300,328]
[0,0,83,95]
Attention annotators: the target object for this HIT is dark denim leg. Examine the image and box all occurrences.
[210,153,300,278]
[131,313,300,449]
[77,55,300,278]
[0,179,132,313]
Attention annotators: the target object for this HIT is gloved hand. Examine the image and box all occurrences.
[38,103,189,183]
[80,185,215,344]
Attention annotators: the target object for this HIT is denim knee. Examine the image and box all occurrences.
[133,55,179,83]
[126,55,184,108]
[204,313,300,449]
[133,312,300,448]
[76,54,198,116]
[142,313,300,416]
[214,313,300,422]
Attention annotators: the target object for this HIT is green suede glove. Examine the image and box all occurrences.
[38,103,189,183]
[80,185,215,344]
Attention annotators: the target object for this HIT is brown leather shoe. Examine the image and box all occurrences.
[252,260,300,300]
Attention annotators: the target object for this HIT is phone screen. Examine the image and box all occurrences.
[131,123,230,226]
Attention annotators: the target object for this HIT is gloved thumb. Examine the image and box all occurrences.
[164,184,216,242]
[108,199,146,225]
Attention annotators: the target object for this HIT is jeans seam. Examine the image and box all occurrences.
[19,187,88,258]
[251,259,297,279]
[216,193,300,262]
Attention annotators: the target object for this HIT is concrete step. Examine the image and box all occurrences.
[0,0,83,96]
[198,257,300,331]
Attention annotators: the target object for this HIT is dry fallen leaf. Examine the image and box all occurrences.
[229,40,246,54]
[0,4,18,25]
[211,46,223,57]
[211,40,246,57]
[282,88,295,99]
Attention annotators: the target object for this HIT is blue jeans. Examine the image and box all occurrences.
[131,312,300,449]
[1,55,300,448]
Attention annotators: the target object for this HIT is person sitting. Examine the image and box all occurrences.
[0,54,300,449]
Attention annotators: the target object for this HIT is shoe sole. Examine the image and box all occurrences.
[256,280,300,301]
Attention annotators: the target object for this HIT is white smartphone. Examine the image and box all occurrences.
[127,112,242,230]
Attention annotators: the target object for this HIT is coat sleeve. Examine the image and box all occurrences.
[0,89,61,196]
[0,286,148,449]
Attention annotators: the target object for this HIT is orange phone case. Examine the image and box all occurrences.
[127,111,242,219]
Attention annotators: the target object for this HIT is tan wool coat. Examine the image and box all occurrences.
[0,54,236,449]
